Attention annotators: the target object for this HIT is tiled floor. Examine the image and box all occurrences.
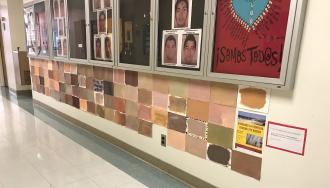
[0,88,189,188]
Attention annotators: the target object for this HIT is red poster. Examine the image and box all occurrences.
[213,0,291,78]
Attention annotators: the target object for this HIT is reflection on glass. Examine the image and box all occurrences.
[119,0,150,66]
[90,0,113,62]
[68,0,86,59]
[24,2,48,56]
[51,0,68,57]
[157,0,205,71]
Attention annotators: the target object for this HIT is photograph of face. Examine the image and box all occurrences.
[57,38,62,56]
[181,34,198,66]
[58,18,65,36]
[94,36,102,59]
[172,0,192,29]
[62,38,67,56]
[104,0,112,9]
[93,0,101,11]
[163,34,178,64]
[59,0,65,17]
[104,35,112,60]
[98,10,107,33]
[53,0,59,18]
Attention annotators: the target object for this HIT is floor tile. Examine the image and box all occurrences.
[62,178,100,188]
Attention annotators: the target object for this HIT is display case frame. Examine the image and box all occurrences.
[153,0,212,78]
[88,0,116,67]
[24,0,52,60]
[205,0,308,90]
[114,0,154,71]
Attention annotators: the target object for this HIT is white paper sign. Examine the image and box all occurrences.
[266,122,307,155]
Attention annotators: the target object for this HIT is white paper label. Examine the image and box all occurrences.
[266,122,307,155]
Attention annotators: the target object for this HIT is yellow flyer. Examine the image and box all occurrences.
[235,111,266,154]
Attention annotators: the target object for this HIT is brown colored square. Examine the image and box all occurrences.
[187,119,206,138]
[65,94,73,106]
[72,96,80,109]
[187,99,209,122]
[231,151,262,180]
[95,105,105,118]
[185,135,207,159]
[86,77,94,90]
[64,73,71,84]
[138,89,152,106]
[104,95,114,108]
[114,111,126,126]
[72,86,80,97]
[104,108,115,121]
[113,97,126,113]
[125,115,139,131]
[87,101,95,114]
[125,70,138,87]
[169,96,186,114]
[138,120,152,138]
[168,112,187,133]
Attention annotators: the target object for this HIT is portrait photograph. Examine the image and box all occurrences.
[97,10,107,34]
[172,0,192,29]
[93,0,102,11]
[94,35,103,60]
[103,34,113,61]
[104,0,112,9]
[59,0,66,17]
[181,30,201,68]
[56,37,63,56]
[162,31,178,65]
[62,38,67,56]
[58,18,65,36]
[53,0,59,18]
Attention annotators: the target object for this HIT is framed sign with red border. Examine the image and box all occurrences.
[207,0,308,90]
[266,121,307,155]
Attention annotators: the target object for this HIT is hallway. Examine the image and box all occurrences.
[0,88,188,188]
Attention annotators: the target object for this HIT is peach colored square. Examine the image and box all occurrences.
[152,91,168,109]
[138,73,153,90]
[167,129,185,151]
[138,105,151,122]
[210,82,238,107]
[187,99,209,122]
[153,75,169,94]
[209,103,236,128]
[152,107,168,127]
[124,86,138,102]
[187,80,210,102]
[114,69,125,84]
[80,99,88,112]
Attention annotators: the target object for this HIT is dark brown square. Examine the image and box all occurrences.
[168,112,187,133]
[72,96,80,109]
[138,120,152,137]
[87,101,95,114]
[104,81,114,96]
[125,70,138,87]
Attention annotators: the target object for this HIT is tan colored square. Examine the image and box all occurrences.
[211,82,238,107]
[187,99,209,122]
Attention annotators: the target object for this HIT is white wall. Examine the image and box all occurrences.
[0,0,30,91]
[32,0,330,187]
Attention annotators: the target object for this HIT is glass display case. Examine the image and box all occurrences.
[24,1,49,56]
[117,0,151,68]
[206,0,307,89]
[156,0,206,74]
[51,0,68,58]
[89,0,113,63]
[67,0,87,59]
